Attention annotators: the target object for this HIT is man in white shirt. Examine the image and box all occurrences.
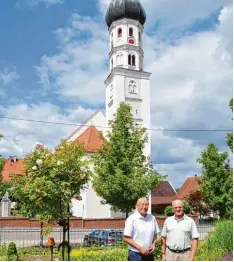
[161,199,199,261]
[123,197,160,261]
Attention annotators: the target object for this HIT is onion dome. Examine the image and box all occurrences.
[105,0,146,28]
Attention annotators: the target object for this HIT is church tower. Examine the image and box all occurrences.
[104,0,152,211]
[104,0,151,158]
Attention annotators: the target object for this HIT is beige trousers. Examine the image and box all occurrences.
[166,249,191,261]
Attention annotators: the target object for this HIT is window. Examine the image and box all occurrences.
[111,33,113,47]
[117,28,122,38]
[139,32,141,42]
[128,80,137,94]
[128,39,134,44]
[132,55,135,66]
[129,27,133,37]
[128,54,131,65]
[128,54,136,66]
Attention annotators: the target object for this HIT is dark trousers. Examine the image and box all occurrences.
[128,250,154,261]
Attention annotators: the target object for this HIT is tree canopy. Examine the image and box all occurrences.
[10,140,91,222]
[197,143,233,218]
[92,103,163,217]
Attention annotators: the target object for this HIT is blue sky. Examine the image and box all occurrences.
[0,0,233,188]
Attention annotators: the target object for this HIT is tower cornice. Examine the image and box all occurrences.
[109,44,144,58]
[104,67,151,85]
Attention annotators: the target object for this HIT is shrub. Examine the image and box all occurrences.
[7,242,18,261]
[0,255,7,261]
[195,220,233,261]
[64,241,162,261]
[0,243,8,256]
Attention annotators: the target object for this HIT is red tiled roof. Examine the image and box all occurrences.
[75,126,105,153]
[151,181,176,197]
[1,157,25,181]
[151,196,175,205]
[176,176,201,199]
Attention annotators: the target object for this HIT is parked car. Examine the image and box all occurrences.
[83,229,124,247]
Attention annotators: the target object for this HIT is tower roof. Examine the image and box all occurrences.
[105,0,146,28]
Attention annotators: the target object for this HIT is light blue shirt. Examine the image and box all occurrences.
[124,211,160,252]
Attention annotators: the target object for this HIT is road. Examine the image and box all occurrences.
[0,224,214,248]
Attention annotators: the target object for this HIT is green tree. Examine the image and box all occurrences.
[10,140,91,260]
[0,134,9,199]
[197,143,233,218]
[92,103,163,218]
[226,98,233,152]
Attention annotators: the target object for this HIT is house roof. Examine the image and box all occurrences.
[75,125,105,153]
[176,176,201,199]
[151,196,175,205]
[151,181,176,197]
[1,157,25,182]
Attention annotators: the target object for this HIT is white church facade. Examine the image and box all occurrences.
[69,0,152,218]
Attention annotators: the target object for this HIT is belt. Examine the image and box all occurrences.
[167,246,191,253]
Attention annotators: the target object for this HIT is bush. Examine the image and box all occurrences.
[64,241,162,261]
[7,242,18,261]
[195,220,233,261]
[0,243,7,256]
[0,255,7,261]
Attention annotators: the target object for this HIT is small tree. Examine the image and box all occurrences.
[93,103,163,217]
[11,140,91,260]
[197,143,233,218]
[186,189,210,218]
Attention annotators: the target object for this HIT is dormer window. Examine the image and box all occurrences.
[129,27,133,37]
[117,28,122,38]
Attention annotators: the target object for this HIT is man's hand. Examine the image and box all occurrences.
[162,253,166,261]
[188,255,195,261]
[148,244,156,254]
[139,247,150,256]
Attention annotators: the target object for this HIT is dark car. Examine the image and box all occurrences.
[83,229,123,247]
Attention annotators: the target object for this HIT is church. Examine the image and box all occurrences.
[69,0,152,219]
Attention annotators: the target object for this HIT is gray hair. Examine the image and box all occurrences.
[172,199,184,207]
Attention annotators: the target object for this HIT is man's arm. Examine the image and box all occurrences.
[148,233,158,254]
[123,236,149,255]
[189,238,198,261]
[161,236,167,261]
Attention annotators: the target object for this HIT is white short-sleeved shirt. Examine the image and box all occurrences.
[161,215,199,250]
[124,211,160,253]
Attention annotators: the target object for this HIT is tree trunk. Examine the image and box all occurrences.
[125,209,129,218]
[62,226,66,261]
[40,222,43,247]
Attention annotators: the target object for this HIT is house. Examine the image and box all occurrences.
[1,156,25,182]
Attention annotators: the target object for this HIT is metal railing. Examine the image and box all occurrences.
[0,223,214,248]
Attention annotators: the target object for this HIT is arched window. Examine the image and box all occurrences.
[128,54,131,65]
[129,27,133,37]
[128,80,137,94]
[132,55,136,66]
[128,39,134,44]
[117,28,122,38]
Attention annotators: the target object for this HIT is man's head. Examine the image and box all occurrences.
[172,199,184,218]
[136,197,149,217]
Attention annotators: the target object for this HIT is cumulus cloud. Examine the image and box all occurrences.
[0,103,95,157]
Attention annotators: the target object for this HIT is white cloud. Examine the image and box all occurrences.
[0,67,20,96]
[0,103,95,157]
[99,0,232,31]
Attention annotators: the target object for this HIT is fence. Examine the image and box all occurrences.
[0,222,214,249]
